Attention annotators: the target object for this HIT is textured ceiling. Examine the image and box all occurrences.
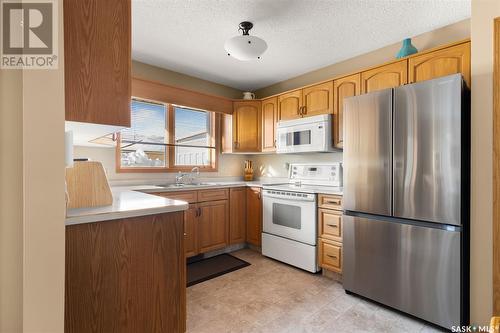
[132,0,470,91]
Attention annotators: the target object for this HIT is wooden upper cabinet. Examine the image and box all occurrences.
[197,200,229,253]
[261,97,278,152]
[409,42,471,88]
[302,81,334,117]
[246,187,262,246]
[333,74,360,149]
[279,90,302,120]
[229,188,247,244]
[361,60,408,94]
[233,101,261,152]
[64,0,131,126]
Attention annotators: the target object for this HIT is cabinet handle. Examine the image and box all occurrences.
[326,224,338,228]
[198,207,202,216]
[302,106,306,115]
[324,199,341,205]
[327,254,338,259]
[184,233,187,236]
[258,192,261,200]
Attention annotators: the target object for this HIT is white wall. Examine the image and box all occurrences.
[21,0,66,329]
[469,0,498,324]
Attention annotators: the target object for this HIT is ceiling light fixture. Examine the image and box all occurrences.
[224,21,267,61]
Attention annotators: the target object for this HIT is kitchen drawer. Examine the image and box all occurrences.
[318,194,343,210]
[319,238,342,273]
[197,188,229,202]
[152,191,198,204]
[319,208,342,242]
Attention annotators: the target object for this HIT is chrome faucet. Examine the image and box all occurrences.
[175,171,188,185]
[175,167,200,186]
[190,167,200,184]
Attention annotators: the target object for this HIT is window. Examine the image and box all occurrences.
[117,99,217,172]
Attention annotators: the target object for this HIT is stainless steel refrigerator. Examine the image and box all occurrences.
[342,74,469,329]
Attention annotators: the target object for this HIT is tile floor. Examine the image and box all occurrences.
[186,249,445,333]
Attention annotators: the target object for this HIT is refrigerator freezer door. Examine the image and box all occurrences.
[394,74,463,226]
[343,89,393,216]
[343,214,461,329]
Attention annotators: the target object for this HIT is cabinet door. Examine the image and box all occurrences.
[333,74,360,148]
[197,200,229,253]
[361,60,408,94]
[409,42,470,88]
[184,204,198,257]
[64,0,131,126]
[233,101,261,152]
[261,97,278,152]
[246,187,262,246]
[229,188,247,244]
[302,81,334,117]
[221,113,233,153]
[278,90,303,120]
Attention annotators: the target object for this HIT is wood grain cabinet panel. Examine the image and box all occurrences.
[319,208,342,242]
[333,74,360,148]
[261,97,278,152]
[64,0,131,126]
[197,188,229,202]
[65,212,186,333]
[229,187,247,244]
[197,200,229,253]
[361,60,408,94]
[409,42,471,88]
[302,81,334,117]
[319,238,342,273]
[318,194,343,210]
[185,204,198,257]
[279,90,303,120]
[233,101,262,152]
[246,187,262,246]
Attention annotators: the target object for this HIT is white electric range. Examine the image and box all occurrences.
[261,163,343,273]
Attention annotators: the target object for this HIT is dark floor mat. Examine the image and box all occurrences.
[186,254,250,287]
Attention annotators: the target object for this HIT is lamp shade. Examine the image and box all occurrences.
[224,35,267,61]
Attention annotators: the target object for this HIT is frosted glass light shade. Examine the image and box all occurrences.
[224,35,267,61]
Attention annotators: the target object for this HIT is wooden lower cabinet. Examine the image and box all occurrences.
[65,212,186,333]
[246,187,262,246]
[318,238,342,273]
[318,193,343,275]
[229,187,247,244]
[184,204,198,257]
[197,200,229,253]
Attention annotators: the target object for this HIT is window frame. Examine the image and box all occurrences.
[116,98,219,173]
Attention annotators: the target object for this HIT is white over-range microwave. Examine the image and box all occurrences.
[276,114,334,154]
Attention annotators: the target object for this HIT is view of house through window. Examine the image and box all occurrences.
[118,99,216,171]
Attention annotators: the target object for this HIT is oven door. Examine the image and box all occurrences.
[262,191,317,245]
[276,122,327,153]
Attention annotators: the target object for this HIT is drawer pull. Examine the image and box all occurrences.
[324,199,341,205]
[326,224,338,228]
[326,254,338,259]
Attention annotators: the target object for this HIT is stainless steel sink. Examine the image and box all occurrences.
[155,182,220,188]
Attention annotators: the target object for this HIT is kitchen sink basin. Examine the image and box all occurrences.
[155,182,220,188]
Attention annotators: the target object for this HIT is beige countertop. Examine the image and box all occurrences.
[65,179,343,225]
[65,189,189,225]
